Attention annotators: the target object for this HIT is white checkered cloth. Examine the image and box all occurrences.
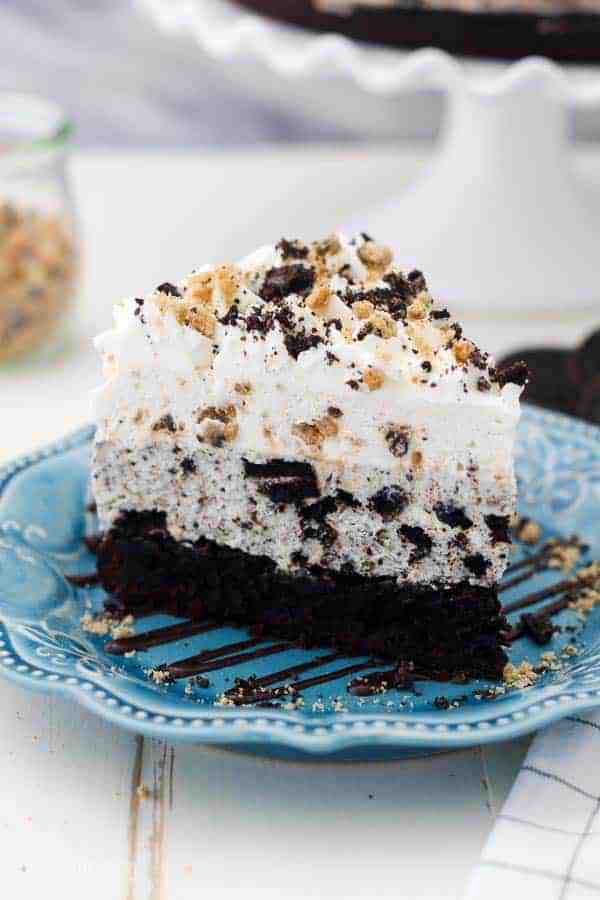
[466,713,600,899]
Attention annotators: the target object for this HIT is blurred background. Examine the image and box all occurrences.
[0,0,352,146]
[3,0,600,145]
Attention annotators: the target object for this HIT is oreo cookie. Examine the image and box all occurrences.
[573,328,600,384]
[497,349,575,415]
[576,375,600,425]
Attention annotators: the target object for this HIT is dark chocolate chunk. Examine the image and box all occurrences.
[434,504,473,530]
[431,309,450,320]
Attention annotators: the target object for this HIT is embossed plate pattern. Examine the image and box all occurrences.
[0,406,599,754]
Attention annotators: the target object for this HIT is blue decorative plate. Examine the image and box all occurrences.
[1,406,599,757]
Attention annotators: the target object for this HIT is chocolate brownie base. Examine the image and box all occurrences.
[233,0,600,62]
[96,511,509,680]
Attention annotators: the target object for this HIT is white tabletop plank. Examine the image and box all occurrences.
[159,743,494,900]
[4,145,598,899]
[0,680,137,899]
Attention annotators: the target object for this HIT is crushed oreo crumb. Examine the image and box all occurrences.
[494,360,530,388]
[464,553,491,577]
[434,504,473,530]
[485,514,511,544]
[181,457,197,475]
[259,265,315,303]
[385,428,410,457]
[152,414,176,433]
[399,524,433,561]
[276,238,309,260]
[369,486,409,519]
[155,282,181,297]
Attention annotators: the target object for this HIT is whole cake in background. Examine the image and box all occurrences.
[232,0,600,61]
[91,233,527,681]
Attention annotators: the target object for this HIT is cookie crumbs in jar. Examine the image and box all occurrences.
[0,200,77,362]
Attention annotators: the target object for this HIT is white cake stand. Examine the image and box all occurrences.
[139,0,600,316]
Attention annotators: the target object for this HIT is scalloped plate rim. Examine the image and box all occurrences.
[0,407,599,753]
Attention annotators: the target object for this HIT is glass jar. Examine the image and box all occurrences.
[0,93,79,363]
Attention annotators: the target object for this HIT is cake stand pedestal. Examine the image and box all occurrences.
[357,55,600,316]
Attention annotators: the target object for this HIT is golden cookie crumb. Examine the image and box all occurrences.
[215,264,240,310]
[547,539,582,572]
[353,300,374,320]
[503,660,538,689]
[363,367,385,391]
[515,517,541,544]
[313,234,341,258]
[223,421,239,442]
[358,241,393,270]
[407,295,429,321]
[185,270,213,305]
[187,306,216,338]
[453,339,474,364]
[197,404,236,424]
[319,415,339,438]
[306,284,331,312]
[292,415,339,448]
[234,382,252,395]
[368,311,397,339]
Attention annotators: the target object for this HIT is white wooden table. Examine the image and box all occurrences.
[3,146,599,900]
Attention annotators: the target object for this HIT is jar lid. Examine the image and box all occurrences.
[0,93,72,176]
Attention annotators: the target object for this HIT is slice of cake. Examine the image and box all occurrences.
[91,234,526,680]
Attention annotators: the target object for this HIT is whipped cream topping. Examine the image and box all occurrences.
[92,233,524,469]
